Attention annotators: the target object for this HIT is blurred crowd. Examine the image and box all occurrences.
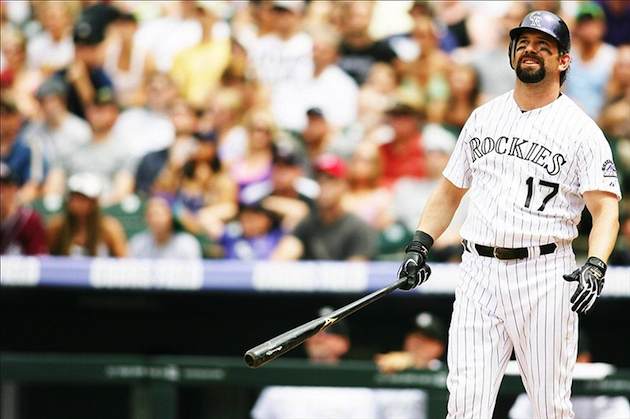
[1,0,629,264]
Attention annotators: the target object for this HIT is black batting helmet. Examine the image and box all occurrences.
[508,10,571,79]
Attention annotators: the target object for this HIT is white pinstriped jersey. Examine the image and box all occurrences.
[443,90,622,248]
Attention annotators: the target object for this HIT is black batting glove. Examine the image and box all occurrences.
[563,256,606,314]
[398,231,433,291]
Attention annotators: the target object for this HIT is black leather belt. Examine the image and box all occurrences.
[462,239,557,260]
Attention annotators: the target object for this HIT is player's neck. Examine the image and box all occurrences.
[513,80,561,112]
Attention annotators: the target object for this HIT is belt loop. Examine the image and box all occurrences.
[530,245,540,258]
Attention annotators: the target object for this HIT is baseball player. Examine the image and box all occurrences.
[397,10,621,419]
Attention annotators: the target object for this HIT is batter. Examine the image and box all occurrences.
[397,10,621,419]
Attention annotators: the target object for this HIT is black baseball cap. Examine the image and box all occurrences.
[411,312,447,343]
[273,144,303,166]
[36,77,67,99]
[73,19,105,46]
[0,162,19,184]
[306,107,325,119]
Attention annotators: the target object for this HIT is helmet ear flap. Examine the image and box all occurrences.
[508,38,516,70]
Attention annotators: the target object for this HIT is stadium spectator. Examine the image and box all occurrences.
[0,97,45,204]
[55,13,113,119]
[272,154,378,261]
[357,63,399,137]
[217,196,285,261]
[27,2,75,76]
[104,11,153,109]
[342,142,394,231]
[230,109,276,193]
[378,103,427,186]
[335,1,398,86]
[392,123,464,262]
[600,0,630,46]
[299,107,352,171]
[443,63,481,133]
[240,144,316,231]
[509,331,630,419]
[30,78,90,167]
[135,98,199,196]
[56,87,134,206]
[129,194,201,259]
[0,25,43,118]
[114,73,176,161]
[171,4,231,109]
[301,27,359,130]
[153,131,237,240]
[565,2,618,119]
[0,162,48,255]
[48,172,127,257]
[247,0,314,132]
[397,15,451,122]
[251,307,379,419]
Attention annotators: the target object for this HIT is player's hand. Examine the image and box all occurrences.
[398,230,433,290]
[563,256,606,314]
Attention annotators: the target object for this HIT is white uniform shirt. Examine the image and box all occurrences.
[443,90,622,248]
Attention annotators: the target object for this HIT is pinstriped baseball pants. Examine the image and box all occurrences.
[446,244,579,419]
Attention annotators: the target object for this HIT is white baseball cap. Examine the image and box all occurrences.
[272,0,305,13]
[67,172,103,199]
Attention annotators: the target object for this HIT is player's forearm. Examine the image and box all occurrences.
[417,177,467,240]
[587,200,619,263]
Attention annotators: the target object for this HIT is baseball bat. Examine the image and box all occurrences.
[244,276,408,368]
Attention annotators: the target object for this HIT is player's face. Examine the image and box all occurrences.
[513,31,562,84]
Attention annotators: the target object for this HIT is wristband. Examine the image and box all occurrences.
[405,230,434,254]
[586,256,607,274]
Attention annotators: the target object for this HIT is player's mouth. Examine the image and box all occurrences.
[519,55,543,66]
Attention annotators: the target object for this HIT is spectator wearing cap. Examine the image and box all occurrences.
[48,172,127,257]
[565,2,618,119]
[55,87,134,206]
[335,1,398,86]
[129,194,201,259]
[272,154,377,261]
[247,0,315,132]
[373,312,446,419]
[0,97,47,204]
[135,98,199,196]
[27,2,75,75]
[114,73,176,161]
[53,8,114,119]
[378,103,427,187]
[251,306,380,419]
[170,4,231,109]
[509,330,630,419]
[216,196,285,261]
[299,27,359,131]
[0,163,48,255]
[299,107,353,173]
[104,10,154,109]
[375,312,446,373]
[26,78,91,173]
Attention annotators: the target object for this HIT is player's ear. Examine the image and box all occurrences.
[558,52,570,72]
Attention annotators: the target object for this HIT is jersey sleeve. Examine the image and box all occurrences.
[442,112,475,188]
[576,128,622,200]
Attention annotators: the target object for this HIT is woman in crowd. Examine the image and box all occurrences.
[230,109,276,192]
[443,62,481,133]
[342,142,393,231]
[48,172,127,257]
[129,194,201,259]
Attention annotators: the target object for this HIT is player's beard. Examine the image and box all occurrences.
[516,55,546,83]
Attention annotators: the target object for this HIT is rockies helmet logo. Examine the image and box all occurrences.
[529,12,543,28]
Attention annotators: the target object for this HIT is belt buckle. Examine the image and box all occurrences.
[493,247,511,260]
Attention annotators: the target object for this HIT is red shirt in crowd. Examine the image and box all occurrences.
[0,208,48,255]
[378,133,427,187]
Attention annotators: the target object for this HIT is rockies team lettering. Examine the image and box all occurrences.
[469,136,567,176]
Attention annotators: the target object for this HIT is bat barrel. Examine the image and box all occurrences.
[244,277,408,368]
